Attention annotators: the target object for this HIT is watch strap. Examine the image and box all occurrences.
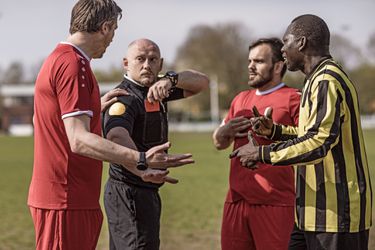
[165,71,178,87]
[136,152,148,171]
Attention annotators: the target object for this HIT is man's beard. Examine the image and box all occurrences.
[140,75,157,87]
[248,65,274,88]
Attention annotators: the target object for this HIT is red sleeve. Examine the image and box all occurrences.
[289,90,301,126]
[54,54,93,118]
[224,94,241,124]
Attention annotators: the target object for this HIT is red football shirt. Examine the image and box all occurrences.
[224,84,300,206]
[28,43,102,209]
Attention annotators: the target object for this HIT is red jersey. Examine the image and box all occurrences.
[225,84,300,206]
[28,43,102,209]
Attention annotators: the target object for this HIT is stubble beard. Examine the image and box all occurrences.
[248,66,274,89]
[140,75,157,87]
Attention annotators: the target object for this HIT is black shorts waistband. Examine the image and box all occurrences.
[108,176,159,190]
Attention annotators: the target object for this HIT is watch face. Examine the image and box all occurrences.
[167,71,177,77]
[166,71,178,86]
[136,164,148,171]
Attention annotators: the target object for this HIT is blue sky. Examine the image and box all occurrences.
[0,0,374,72]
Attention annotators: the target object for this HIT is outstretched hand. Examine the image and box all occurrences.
[101,88,129,112]
[140,169,179,184]
[146,142,194,169]
[250,107,274,137]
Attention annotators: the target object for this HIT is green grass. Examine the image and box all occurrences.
[0,131,374,250]
[0,137,35,249]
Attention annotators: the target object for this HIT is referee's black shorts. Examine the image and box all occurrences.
[104,178,161,250]
[289,224,369,250]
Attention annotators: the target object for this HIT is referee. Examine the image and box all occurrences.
[102,38,209,250]
[231,14,372,250]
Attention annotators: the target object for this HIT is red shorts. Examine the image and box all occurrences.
[29,207,103,250]
[221,200,294,250]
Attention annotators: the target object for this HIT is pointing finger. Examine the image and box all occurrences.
[229,149,239,159]
[164,176,179,184]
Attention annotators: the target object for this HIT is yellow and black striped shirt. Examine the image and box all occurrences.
[259,58,372,232]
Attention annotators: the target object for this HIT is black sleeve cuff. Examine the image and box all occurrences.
[259,145,271,164]
[165,87,184,101]
[269,124,282,141]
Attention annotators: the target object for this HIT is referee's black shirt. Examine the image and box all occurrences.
[102,77,184,189]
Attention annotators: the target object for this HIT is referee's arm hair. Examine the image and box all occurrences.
[177,70,209,98]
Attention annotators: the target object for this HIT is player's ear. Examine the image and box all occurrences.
[159,58,164,72]
[274,61,284,74]
[100,21,111,34]
[123,57,129,71]
[298,36,306,51]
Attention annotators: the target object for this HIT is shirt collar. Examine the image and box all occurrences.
[60,41,91,62]
[305,56,333,81]
[124,74,147,88]
[255,82,285,96]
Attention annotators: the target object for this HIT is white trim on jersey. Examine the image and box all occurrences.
[256,82,285,96]
[62,110,93,119]
[60,42,91,61]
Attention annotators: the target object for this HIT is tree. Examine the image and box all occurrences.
[2,62,25,84]
[350,63,375,114]
[94,65,124,83]
[367,32,375,64]
[330,33,364,69]
[172,22,252,120]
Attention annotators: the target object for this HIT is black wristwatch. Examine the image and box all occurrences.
[136,152,148,171]
[164,71,179,87]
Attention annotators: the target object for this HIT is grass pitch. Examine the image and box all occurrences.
[0,131,374,249]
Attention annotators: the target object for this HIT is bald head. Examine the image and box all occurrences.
[123,38,163,87]
[127,38,161,57]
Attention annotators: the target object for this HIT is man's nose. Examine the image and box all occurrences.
[248,61,255,69]
[143,59,151,69]
[281,45,285,54]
